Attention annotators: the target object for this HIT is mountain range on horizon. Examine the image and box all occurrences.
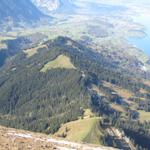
[0,0,46,23]
[0,0,78,30]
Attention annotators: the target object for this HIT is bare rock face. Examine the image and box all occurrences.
[0,126,117,150]
[32,0,61,11]
[32,0,76,14]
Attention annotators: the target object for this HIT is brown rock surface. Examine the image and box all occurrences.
[0,126,118,150]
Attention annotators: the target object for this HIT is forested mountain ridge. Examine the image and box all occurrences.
[0,36,150,149]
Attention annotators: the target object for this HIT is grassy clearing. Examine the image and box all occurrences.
[83,109,95,119]
[139,88,148,94]
[143,80,150,87]
[0,43,7,49]
[23,45,47,58]
[41,55,76,72]
[138,110,150,122]
[55,117,103,144]
[92,85,106,96]
[103,81,134,103]
[111,104,125,113]
[0,36,16,41]
[0,36,16,50]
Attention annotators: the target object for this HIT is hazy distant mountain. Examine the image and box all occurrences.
[0,0,50,30]
[32,0,77,14]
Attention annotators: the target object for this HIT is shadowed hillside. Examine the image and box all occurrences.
[0,0,51,30]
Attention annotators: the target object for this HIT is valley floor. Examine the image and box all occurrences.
[0,126,117,150]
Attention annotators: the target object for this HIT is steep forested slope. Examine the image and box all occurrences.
[0,36,150,149]
[0,36,149,135]
[0,33,48,67]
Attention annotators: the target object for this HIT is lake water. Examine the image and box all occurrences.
[128,14,150,56]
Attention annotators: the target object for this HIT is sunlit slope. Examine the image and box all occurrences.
[41,54,76,72]
[55,109,103,144]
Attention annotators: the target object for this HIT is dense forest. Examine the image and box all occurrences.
[0,36,150,149]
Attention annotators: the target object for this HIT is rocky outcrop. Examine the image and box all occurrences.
[0,126,118,150]
[32,0,76,14]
